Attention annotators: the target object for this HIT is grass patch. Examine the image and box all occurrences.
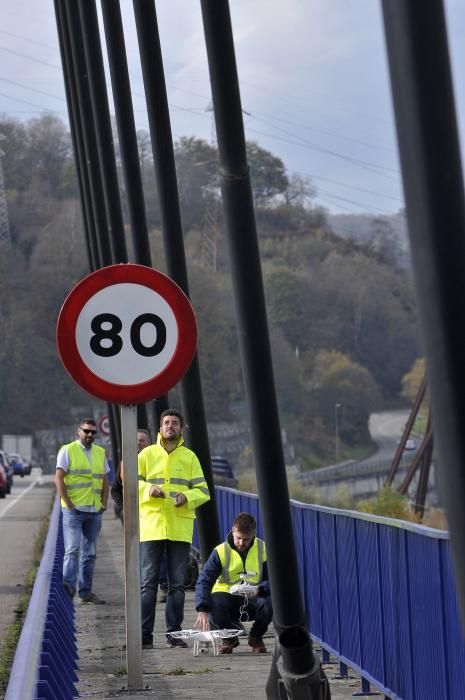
[113,666,127,676]
[164,666,186,676]
[0,503,52,696]
[158,666,212,676]
[356,487,421,523]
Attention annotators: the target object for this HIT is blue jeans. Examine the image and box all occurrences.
[62,508,103,599]
[140,540,190,643]
[210,592,273,638]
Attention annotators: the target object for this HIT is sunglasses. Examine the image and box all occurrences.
[81,428,97,435]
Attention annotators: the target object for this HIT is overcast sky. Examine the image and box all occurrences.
[1,1,465,216]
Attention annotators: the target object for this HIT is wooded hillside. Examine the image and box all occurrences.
[0,114,420,467]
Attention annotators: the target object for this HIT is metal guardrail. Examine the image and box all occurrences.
[5,498,78,700]
[298,455,415,483]
[214,486,464,700]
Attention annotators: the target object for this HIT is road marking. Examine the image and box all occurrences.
[0,476,44,519]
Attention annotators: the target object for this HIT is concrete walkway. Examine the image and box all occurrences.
[74,512,379,699]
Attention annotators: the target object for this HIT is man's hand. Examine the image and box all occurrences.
[194,611,210,631]
[174,492,187,507]
[245,588,258,598]
[149,485,165,498]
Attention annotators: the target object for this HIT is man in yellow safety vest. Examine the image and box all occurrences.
[138,408,210,649]
[55,418,109,604]
[194,512,273,654]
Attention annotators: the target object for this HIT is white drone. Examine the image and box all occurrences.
[230,571,259,597]
[169,628,244,656]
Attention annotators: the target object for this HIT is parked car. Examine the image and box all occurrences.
[8,452,25,477]
[405,438,417,451]
[0,462,7,498]
[0,450,13,494]
[22,458,32,476]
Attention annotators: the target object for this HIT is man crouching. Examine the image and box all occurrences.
[194,512,273,653]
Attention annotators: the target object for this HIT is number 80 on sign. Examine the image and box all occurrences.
[56,264,197,404]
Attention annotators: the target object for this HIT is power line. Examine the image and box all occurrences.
[0,45,62,70]
[0,77,65,102]
[290,167,403,204]
[0,28,58,52]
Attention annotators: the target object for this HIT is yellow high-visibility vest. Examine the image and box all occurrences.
[61,441,105,509]
[212,538,267,594]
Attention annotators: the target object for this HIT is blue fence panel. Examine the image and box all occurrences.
[302,508,323,640]
[336,515,361,667]
[379,526,415,699]
[407,532,447,699]
[442,543,465,697]
[318,511,340,654]
[290,501,305,602]
[355,519,385,687]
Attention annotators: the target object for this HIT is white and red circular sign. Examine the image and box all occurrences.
[98,414,110,435]
[56,264,197,403]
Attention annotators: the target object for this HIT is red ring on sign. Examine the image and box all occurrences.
[56,264,197,404]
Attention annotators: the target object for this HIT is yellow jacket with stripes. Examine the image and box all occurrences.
[138,434,210,543]
[61,441,106,509]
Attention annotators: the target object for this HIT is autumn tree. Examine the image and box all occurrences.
[401,358,426,403]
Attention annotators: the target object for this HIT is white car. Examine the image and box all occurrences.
[405,438,417,450]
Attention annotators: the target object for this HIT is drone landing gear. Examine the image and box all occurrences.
[193,639,217,656]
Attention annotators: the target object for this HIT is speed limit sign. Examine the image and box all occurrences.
[98,414,110,435]
[56,264,197,403]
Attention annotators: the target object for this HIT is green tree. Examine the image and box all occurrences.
[310,350,381,444]
[174,137,218,230]
[247,141,288,205]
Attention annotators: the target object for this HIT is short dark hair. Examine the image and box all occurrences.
[137,428,151,441]
[79,418,96,428]
[160,409,184,427]
[232,512,257,534]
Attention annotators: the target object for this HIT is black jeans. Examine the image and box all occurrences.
[210,591,273,638]
[140,539,190,643]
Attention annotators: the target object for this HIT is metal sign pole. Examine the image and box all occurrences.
[121,404,143,689]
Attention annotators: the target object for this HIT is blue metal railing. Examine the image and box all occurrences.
[213,486,465,700]
[5,497,78,700]
[9,487,465,700]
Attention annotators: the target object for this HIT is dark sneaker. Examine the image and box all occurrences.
[248,634,266,653]
[63,582,75,599]
[142,642,154,650]
[166,635,188,648]
[80,592,106,605]
[219,637,240,654]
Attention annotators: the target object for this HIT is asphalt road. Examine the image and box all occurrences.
[0,470,55,652]
[365,409,410,462]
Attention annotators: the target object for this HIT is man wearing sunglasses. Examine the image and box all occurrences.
[55,418,110,604]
